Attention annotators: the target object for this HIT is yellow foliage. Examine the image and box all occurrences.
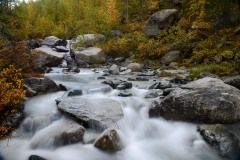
[105,0,121,29]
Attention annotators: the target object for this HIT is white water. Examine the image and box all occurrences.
[0,68,220,160]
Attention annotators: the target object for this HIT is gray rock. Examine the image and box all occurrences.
[75,47,106,64]
[224,76,240,90]
[160,77,240,123]
[41,36,67,47]
[145,91,159,98]
[109,64,119,75]
[62,67,80,74]
[59,84,67,91]
[145,9,178,37]
[94,128,124,152]
[24,77,60,96]
[149,101,162,118]
[57,96,123,131]
[198,124,240,160]
[118,91,133,97]
[53,122,85,147]
[162,88,175,96]
[117,82,132,90]
[127,77,149,81]
[148,82,172,89]
[29,155,47,160]
[55,46,69,52]
[127,63,142,72]
[161,50,180,65]
[33,47,64,69]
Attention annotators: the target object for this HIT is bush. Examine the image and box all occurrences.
[0,65,25,139]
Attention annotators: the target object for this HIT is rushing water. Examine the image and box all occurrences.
[0,68,220,160]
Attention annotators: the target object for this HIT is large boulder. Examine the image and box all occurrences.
[74,47,106,64]
[159,77,240,123]
[145,9,178,37]
[57,96,123,131]
[33,47,64,69]
[24,77,60,96]
[161,50,180,65]
[29,155,47,160]
[94,128,124,152]
[41,36,67,47]
[198,124,240,160]
[73,34,105,47]
[224,76,240,90]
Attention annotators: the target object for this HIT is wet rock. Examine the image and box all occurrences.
[160,77,240,123]
[41,36,67,47]
[33,47,64,69]
[198,124,240,160]
[224,76,240,90]
[102,80,118,89]
[162,88,175,96]
[117,82,132,90]
[149,101,161,118]
[161,50,180,65]
[109,64,119,75]
[53,122,85,147]
[29,155,47,160]
[118,91,133,97]
[145,91,159,98]
[55,89,83,104]
[127,63,142,72]
[57,96,123,131]
[97,76,106,80]
[62,67,80,74]
[66,56,77,69]
[145,9,178,37]
[94,128,124,152]
[30,121,85,149]
[74,47,106,64]
[59,84,67,91]
[24,77,60,96]
[148,82,172,90]
[2,112,24,129]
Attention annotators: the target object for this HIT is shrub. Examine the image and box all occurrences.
[0,65,25,139]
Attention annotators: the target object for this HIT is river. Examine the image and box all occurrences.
[0,68,220,160]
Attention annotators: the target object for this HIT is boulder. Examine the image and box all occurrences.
[30,121,85,149]
[148,82,172,90]
[94,128,123,152]
[118,91,133,97]
[127,63,142,72]
[145,9,178,37]
[149,101,162,118]
[73,34,105,47]
[224,76,240,90]
[53,122,85,147]
[29,155,47,160]
[109,64,119,75]
[161,50,180,65]
[59,84,67,91]
[198,124,240,160]
[74,47,106,64]
[162,88,175,96]
[159,77,240,123]
[57,96,123,131]
[33,47,64,69]
[117,82,132,90]
[41,36,67,47]
[24,77,60,96]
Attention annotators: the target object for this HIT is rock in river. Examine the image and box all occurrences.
[198,124,240,160]
[159,77,240,123]
[57,96,123,131]
[94,128,124,152]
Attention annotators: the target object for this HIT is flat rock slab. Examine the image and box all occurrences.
[57,96,123,131]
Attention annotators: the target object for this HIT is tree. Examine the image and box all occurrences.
[105,0,121,28]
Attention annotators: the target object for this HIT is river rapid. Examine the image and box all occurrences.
[0,68,220,160]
